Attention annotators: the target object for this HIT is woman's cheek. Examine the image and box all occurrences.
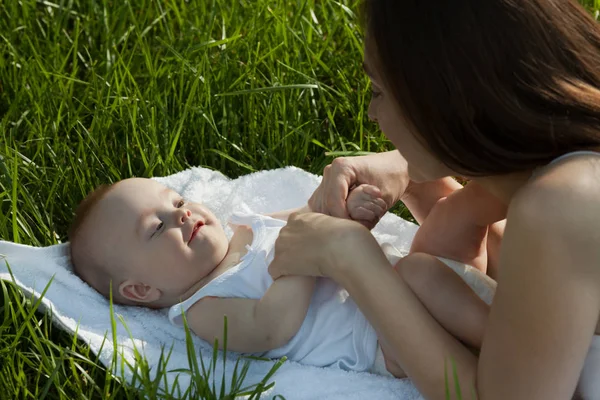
[378,114,403,149]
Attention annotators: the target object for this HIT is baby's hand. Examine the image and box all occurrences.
[346,184,387,229]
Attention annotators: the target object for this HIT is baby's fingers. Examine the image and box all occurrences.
[350,206,378,222]
[349,199,386,220]
[360,184,382,198]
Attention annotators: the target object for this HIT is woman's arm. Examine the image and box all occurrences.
[269,168,600,398]
[266,205,311,221]
[269,214,480,398]
[330,230,479,399]
[477,176,600,399]
[348,174,600,399]
[333,191,600,399]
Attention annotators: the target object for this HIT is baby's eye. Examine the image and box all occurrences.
[371,89,382,99]
[156,222,164,231]
[176,200,185,208]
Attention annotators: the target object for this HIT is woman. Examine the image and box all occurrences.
[268,0,600,399]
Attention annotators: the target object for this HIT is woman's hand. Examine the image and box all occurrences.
[268,212,373,280]
[309,151,411,229]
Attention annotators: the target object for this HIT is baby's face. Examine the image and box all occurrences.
[88,178,228,301]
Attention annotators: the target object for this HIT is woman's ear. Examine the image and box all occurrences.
[119,280,162,303]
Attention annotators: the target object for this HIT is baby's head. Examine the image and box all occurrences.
[69,178,228,308]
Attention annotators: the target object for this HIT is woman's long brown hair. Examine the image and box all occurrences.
[363,0,600,175]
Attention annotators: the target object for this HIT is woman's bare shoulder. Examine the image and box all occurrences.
[507,155,600,275]
[515,154,600,216]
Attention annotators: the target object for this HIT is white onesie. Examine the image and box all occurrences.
[168,211,379,372]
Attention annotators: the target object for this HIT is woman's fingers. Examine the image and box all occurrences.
[325,172,351,219]
[309,160,353,218]
[268,212,368,280]
[308,152,410,222]
[269,213,329,279]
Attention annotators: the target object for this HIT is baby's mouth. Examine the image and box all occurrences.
[188,221,204,244]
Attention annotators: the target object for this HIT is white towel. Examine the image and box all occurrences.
[0,166,424,400]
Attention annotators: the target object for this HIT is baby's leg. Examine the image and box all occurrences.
[373,253,491,378]
[410,182,507,273]
[410,194,488,272]
[394,253,491,349]
[376,340,408,378]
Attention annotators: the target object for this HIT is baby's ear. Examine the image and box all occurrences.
[119,280,161,303]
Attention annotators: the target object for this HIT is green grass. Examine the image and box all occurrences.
[1,0,600,398]
[0,0,391,398]
[0,0,397,247]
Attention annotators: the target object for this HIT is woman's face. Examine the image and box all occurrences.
[364,43,455,182]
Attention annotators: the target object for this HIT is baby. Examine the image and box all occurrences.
[69,177,495,377]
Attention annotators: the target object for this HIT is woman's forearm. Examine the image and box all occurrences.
[402,177,463,225]
[332,237,478,399]
[266,205,312,221]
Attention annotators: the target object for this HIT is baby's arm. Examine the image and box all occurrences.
[266,183,384,223]
[186,276,316,353]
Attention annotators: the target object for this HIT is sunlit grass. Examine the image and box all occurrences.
[1,0,599,398]
[0,0,392,397]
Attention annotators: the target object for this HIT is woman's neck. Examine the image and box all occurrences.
[471,170,534,205]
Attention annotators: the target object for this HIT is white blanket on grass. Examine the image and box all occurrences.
[0,166,424,400]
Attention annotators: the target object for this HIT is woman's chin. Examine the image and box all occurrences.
[408,165,455,183]
[407,168,428,183]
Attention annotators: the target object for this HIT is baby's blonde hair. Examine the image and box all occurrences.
[69,184,132,304]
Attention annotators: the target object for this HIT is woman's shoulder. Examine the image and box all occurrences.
[519,152,600,205]
[500,154,600,285]
[510,152,600,242]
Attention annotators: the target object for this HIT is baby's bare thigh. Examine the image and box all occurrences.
[378,341,408,379]
[410,196,488,271]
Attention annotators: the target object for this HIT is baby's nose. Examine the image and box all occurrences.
[179,209,192,223]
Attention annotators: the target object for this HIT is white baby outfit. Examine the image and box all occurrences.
[168,212,380,373]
